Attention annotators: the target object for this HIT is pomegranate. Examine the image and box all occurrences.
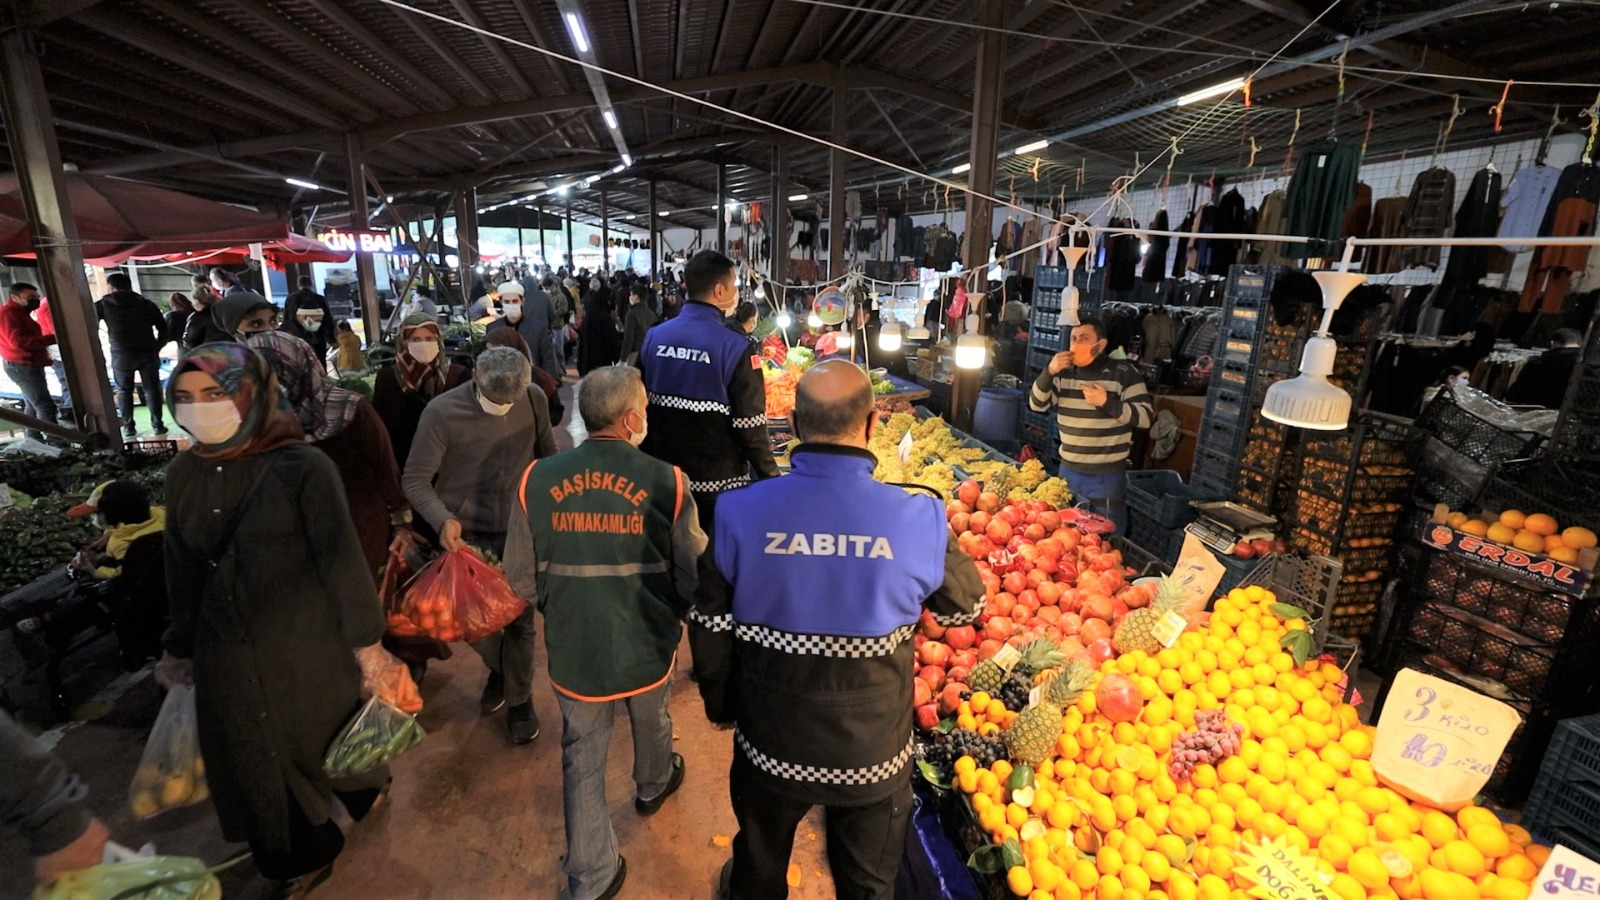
[957,480,981,507]
[1096,673,1144,722]
[949,512,970,534]
[1023,523,1047,542]
[913,679,933,707]
[916,704,941,731]
[1079,618,1112,645]
[944,625,977,651]
[986,519,1013,544]
[1038,509,1061,531]
[916,666,945,692]
[938,682,967,716]
[985,617,1014,642]
[946,500,971,518]
[977,491,1000,513]
[947,665,970,685]
[1002,571,1028,596]
[918,609,947,639]
[917,640,951,668]
[1085,637,1116,665]
[950,650,978,671]
[998,505,1023,527]
[977,638,1004,660]
[1081,594,1114,622]
[1059,612,1083,636]
[987,592,1016,618]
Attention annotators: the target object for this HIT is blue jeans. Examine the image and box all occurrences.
[4,360,58,439]
[1061,466,1128,536]
[557,680,674,899]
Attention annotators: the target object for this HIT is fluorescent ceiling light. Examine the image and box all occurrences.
[285,177,322,191]
[788,193,808,202]
[622,153,633,167]
[385,194,395,203]
[564,12,590,53]
[1176,78,1246,106]
[1013,140,1049,155]
[728,198,740,208]
[658,210,669,217]
[951,163,971,175]
[624,213,636,220]
[602,109,618,129]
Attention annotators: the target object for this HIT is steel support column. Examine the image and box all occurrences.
[564,197,574,270]
[771,145,789,289]
[454,188,479,306]
[536,203,546,269]
[716,161,728,254]
[600,190,610,273]
[828,81,847,281]
[648,179,659,280]
[343,132,381,343]
[953,0,1006,433]
[0,28,118,446]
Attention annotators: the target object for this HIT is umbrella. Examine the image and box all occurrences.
[155,234,352,270]
[0,172,287,265]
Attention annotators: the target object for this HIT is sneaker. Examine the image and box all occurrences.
[152,425,168,436]
[121,426,137,439]
[479,671,505,714]
[507,701,540,745]
[634,752,685,815]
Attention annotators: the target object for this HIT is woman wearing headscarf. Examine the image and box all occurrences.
[576,278,621,375]
[212,292,280,341]
[154,343,400,896]
[164,292,195,356]
[243,331,416,575]
[370,313,469,468]
[183,275,233,348]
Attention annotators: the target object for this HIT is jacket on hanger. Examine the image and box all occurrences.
[1521,197,1597,314]
[1253,190,1291,266]
[1172,209,1196,278]
[1341,182,1373,262]
[1142,209,1170,282]
[1203,189,1248,275]
[1432,166,1505,311]
[1018,217,1043,278]
[1499,163,1561,251]
[1399,168,1457,270]
[1367,197,1409,274]
[1104,218,1142,292]
[1540,163,1600,235]
[1284,140,1360,258]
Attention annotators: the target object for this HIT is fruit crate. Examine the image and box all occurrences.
[1115,535,1171,577]
[1414,386,1546,465]
[1526,713,1600,814]
[1027,305,1064,352]
[1411,548,1593,647]
[1327,577,1386,644]
[1477,457,1600,537]
[1126,469,1218,528]
[1248,551,1343,653]
[1127,507,1184,565]
[1413,437,1496,510]
[1551,373,1600,468]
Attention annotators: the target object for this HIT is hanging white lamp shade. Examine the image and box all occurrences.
[807,311,823,328]
[1058,246,1090,327]
[1261,270,1367,431]
[906,324,931,340]
[954,333,988,370]
[878,320,903,351]
[776,310,792,328]
[836,330,853,350]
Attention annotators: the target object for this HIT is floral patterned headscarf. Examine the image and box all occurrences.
[396,313,448,396]
[244,330,362,442]
[165,342,304,461]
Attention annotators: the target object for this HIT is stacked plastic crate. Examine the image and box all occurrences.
[1549,305,1600,469]
[1189,265,1293,502]
[1378,462,1600,805]
[1017,266,1102,469]
[1523,713,1600,859]
[1282,414,1420,648]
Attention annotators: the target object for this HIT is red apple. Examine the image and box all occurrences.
[917,665,945,692]
[944,625,977,651]
[1233,540,1257,560]
[913,679,933,707]
[918,640,951,668]
[916,704,942,731]
[1097,673,1145,723]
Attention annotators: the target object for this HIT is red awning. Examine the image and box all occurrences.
[0,172,288,265]
[153,234,352,270]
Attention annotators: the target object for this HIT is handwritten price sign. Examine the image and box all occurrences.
[1373,669,1522,811]
[1536,845,1600,896]
[1234,837,1334,900]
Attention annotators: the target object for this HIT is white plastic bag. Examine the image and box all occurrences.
[128,685,208,819]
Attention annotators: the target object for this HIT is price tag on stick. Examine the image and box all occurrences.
[1533,844,1600,897]
[1371,668,1522,811]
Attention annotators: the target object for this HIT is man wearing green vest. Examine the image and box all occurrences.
[503,364,707,900]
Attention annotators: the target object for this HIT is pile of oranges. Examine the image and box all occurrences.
[1450,507,1597,565]
[953,584,1548,900]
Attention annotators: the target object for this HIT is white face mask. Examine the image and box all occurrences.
[407,341,441,364]
[625,409,647,447]
[477,389,515,417]
[502,303,523,322]
[175,399,243,445]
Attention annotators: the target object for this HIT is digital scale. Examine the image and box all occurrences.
[1185,501,1278,555]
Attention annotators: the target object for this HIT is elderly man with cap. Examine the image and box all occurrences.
[488,279,560,379]
[403,347,558,744]
[691,359,984,899]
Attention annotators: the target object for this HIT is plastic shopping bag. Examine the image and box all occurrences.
[128,685,208,820]
[323,697,425,778]
[394,547,527,643]
[34,855,221,900]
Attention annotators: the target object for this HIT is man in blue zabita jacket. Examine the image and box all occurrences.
[690,360,984,899]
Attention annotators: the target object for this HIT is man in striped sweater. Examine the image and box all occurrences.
[1029,317,1153,534]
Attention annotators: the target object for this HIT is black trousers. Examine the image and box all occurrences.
[249,784,383,881]
[110,351,164,429]
[727,753,912,900]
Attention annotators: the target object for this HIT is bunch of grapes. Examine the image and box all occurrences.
[1168,709,1243,781]
[996,672,1034,713]
[925,728,1008,773]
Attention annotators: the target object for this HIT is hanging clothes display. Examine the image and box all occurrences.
[1341,182,1373,263]
[1171,208,1196,278]
[1017,217,1042,278]
[1366,197,1409,274]
[1103,218,1142,292]
[1398,168,1457,270]
[1252,190,1291,266]
[1539,162,1600,235]
[1498,163,1562,250]
[1434,167,1504,298]
[1283,140,1360,258]
[1202,189,1248,276]
[1190,203,1216,274]
[1142,209,1170,282]
[1521,197,1597,314]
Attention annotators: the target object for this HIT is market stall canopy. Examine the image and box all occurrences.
[151,233,352,270]
[0,172,287,265]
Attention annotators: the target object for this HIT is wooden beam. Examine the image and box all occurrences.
[25,0,105,25]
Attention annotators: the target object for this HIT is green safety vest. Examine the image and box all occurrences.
[519,439,686,700]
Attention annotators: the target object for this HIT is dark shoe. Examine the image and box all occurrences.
[152,425,168,436]
[718,858,733,899]
[634,752,684,815]
[406,660,427,688]
[121,426,137,439]
[479,671,505,714]
[597,856,626,900]
[507,701,540,745]
[271,863,333,899]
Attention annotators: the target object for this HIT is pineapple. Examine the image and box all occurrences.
[1112,572,1192,655]
[1012,639,1066,680]
[967,650,1013,695]
[1004,660,1092,766]
[971,638,1061,694]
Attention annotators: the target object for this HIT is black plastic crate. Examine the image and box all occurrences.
[1115,535,1171,577]
[1414,387,1545,464]
[1480,457,1600,536]
[1204,387,1248,431]
[1531,713,1600,791]
[1127,507,1183,564]
[1551,375,1600,467]
[1413,437,1493,509]
[1190,446,1236,498]
[1126,469,1216,528]
[1028,306,1064,351]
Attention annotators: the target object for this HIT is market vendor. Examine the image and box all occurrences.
[1029,317,1154,534]
[637,249,779,532]
[1506,327,1583,408]
[690,359,985,900]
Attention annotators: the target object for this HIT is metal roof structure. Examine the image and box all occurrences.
[6,0,1600,231]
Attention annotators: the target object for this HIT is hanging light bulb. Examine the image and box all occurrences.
[1058,246,1089,328]
[906,324,931,341]
[836,330,854,351]
[878,320,903,352]
[1262,270,1366,431]
[776,310,793,328]
[954,333,988,370]
[807,311,823,329]
[754,282,766,300]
